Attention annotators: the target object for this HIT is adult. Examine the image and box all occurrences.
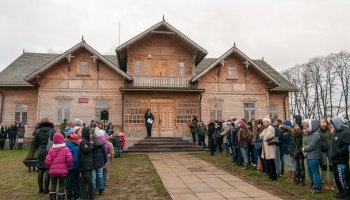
[0,123,7,150]
[238,121,251,169]
[144,109,154,137]
[231,121,242,165]
[198,121,207,148]
[319,118,335,191]
[330,117,350,199]
[107,123,114,137]
[89,120,97,129]
[207,121,215,156]
[280,121,295,182]
[8,122,17,150]
[189,116,199,146]
[60,119,67,135]
[34,117,56,193]
[302,119,322,193]
[17,122,25,149]
[254,120,265,172]
[214,121,223,156]
[272,119,283,176]
[260,118,277,181]
[290,118,305,185]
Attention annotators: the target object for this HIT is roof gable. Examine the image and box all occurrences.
[25,40,132,82]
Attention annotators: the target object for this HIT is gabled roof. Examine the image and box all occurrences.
[0,53,59,86]
[116,19,208,70]
[25,40,132,82]
[191,46,298,92]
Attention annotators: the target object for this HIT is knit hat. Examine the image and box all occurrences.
[82,127,91,140]
[64,127,74,138]
[238,120,246,126]
[257,119,263,125]
[283,120,293,128]
[53,132,65,144]
[67,133,79,141]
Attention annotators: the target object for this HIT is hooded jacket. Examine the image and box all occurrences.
[78,127,94,171]
[289,128,303,158]
[92,138,107,169]
[34,122,56,169]
[330,117,350,164]
[303,120,322,160]
[45,133,73,176]
[65,140,79,170]
[280,125,292,154]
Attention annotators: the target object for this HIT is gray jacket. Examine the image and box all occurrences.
[303,119,321,160]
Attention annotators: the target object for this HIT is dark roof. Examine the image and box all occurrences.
[0,52,121,86]
[0,53,59,86]
[195,58,216,75]
[252,59,298,92]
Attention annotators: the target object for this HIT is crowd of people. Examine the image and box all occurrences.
[189,115,350,199]
[0,121,25,150]
[33,118,124,200]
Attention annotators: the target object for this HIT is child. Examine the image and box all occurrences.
[65,130,80,200]
[113,132,122,158]
[45,133,73,200]
[96,135,111,188]
[92,135,107,195]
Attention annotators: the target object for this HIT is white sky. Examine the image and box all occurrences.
[0,0,349,72]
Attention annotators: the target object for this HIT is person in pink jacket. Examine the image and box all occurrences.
[45,132,73,200]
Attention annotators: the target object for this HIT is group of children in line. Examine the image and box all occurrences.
[34,118,124,200]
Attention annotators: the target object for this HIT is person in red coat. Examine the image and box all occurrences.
[45,133,73,200]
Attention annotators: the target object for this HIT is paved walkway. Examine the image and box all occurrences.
[149,153,281,200]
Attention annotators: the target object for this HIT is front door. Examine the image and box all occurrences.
[150,101,175,137]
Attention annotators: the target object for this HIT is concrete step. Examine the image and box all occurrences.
[126,147,204,152]
[131,144,196,148]
[138,141,190,145]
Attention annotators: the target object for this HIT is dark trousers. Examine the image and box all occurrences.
[234,145,243,165]
[51,176,65,193]
[280,151,285,175]
[295,157,305,182]
[215,138,223,153]
[265,159,277,180]
[80,170,95,200]
[333,163,350,197]
[9,137,16,149]
[38,169,50,191]
[66,169,80,200]
[0,140,5,150]
[146,127,152,137]
[198,134,206,147]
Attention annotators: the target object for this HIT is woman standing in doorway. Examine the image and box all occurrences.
[144,109,154,137]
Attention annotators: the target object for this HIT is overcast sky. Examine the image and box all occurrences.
[0,0,349,72]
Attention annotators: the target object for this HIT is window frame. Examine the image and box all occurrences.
[78,60,89,75]
[243,102,256,121]
[176,99,199,124]
[179,61,185,77]
[134,59,142,75]
[95,101,110,122]
[269,104,279,120]
[55,100,71,125]
[226,65,238,79]
[15,104,28,125]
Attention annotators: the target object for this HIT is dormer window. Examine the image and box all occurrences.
[79,61,88,75]
[227,65,238,79]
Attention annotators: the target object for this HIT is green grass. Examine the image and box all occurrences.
[192,152,334,200]
[0,149,170,200]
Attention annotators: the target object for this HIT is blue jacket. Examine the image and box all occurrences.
[65,140,79,170]
[280,125,292,154]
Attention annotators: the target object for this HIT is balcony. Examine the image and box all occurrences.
[132,76,191,87]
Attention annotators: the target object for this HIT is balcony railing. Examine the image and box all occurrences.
[133,76,191,87]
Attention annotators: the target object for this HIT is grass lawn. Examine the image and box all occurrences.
[0,149,170,200]
[192,152,334,200]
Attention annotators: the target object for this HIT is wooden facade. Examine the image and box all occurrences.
[0,20,297,147]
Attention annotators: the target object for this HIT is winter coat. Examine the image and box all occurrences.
[34,122,56,169]
[289,129,303,158]
[189,119,199,133]
[7,125,17,139]
[60,122,67,135]
[230,127,239,146]
[220,127,229,143]
[207,122,215,149]
[145,113,154,128]
[113,135,122,147]
[198,125,207,136]
[260,125,276,159]
[330,118,350,164]
[78,128,94,171]
[45,133,73,176]
[254,128,263,151]
[0,126,7,141]
[303,120,322,160]
[92,139,107,169]
[280,125,292,155]
[319,128,332,153]
[17,125,25,138]
[273,125,283,147]
[238,125,251,148]
[97,135,111,169]
[65,140,79,170]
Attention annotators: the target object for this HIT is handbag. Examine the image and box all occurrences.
[267,137,279,145]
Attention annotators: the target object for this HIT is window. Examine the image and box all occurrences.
[269,104,278,120]
[135,59,141,75]
[15,104,28,125]
[125,99,148,124]
[179,62,185,77]
[176,99,199,123]
[95,101,110,122]
[79,61,88,75]
[56,101,70,124]
[243,103,255,121]
[227,66,238,79]
[208,98,223,121]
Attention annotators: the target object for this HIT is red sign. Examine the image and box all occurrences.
[78,98,89,103]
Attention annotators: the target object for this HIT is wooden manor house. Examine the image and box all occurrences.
[0,19,297,147]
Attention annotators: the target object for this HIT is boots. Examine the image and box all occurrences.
[225,150,229,157]
[324,181,330,191]
[286,171,292,182]
[329,181,335,191]
[57,193,65,200]
[49,192,56,200]
[241,163,248,170]
[290,171,296,183]
[38,185,44,193]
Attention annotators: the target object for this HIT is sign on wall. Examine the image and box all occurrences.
[78,98,89,103]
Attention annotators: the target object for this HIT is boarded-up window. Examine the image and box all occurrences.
[208,98,223,121]
[176,99,199,123]
[15,104,28,125]
[179,62,185,77]
[56,101,70,124]
[243,103,255,121]
[79,61,88,75]
[125,99,148,124]
[95,101,110,122]
[269,104,278,120]
[135,59,142,75]
[227,66,238,79]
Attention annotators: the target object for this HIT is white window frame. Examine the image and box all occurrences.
[135,59,142,75]
[56,101,71,125]
[15,104,28,125]
[179,61,185,77]
[79,61,89,75]
[269,104,278,120]
[95,101,110,122]
[227,65,238,79]
[243,103,256,121]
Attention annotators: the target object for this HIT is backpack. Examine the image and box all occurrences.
[46,137,53,151]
